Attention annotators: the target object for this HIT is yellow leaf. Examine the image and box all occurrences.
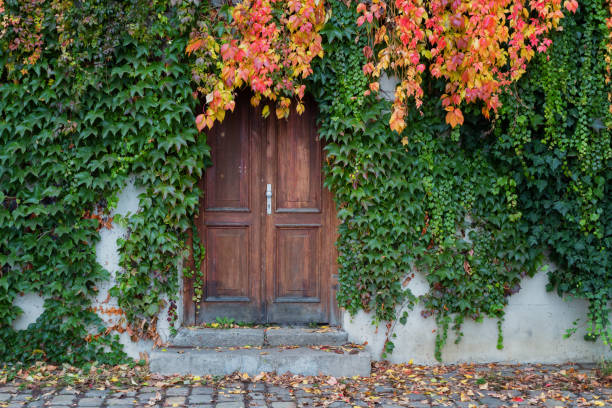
[215,109,226,123]
[262,105,270,118]
[296,103,305,115]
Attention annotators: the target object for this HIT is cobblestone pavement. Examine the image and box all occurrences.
[0,363,610,408]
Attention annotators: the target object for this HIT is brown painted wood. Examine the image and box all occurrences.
[264,96,333,324]
[195,92,336,324]
[196,92,264,323]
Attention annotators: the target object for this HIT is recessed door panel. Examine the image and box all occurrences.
[205,101,250,211]
[275,104,321,212]
[206,226,249,300]
[275,226,320,301]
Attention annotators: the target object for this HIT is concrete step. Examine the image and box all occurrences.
[150,346,371,377]
[171,327,348,348]
[172,328,264,347]
[266,327,348,346]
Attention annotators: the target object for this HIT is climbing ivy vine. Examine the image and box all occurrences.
[0,1,209,363]
[493,0,612,346]
[0,0,610,365]
[310,0,610,359]
[310,0,542,359]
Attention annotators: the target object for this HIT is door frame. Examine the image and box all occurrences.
[182,102,340,327]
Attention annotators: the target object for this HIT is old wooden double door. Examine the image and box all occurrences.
[191,93,337,324]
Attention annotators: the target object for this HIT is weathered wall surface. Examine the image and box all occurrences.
[343,270,612,364]
[91,179,180,358]
[11,179,179,360]
[12,181,611,363]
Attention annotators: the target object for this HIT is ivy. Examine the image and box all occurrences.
[311,0,609,360]
[0,2,209,362]
[494,0,612,346]
[0,0,610,366]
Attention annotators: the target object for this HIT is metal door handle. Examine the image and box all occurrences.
[266,184,272,215]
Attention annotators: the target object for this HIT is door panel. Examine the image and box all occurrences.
[264,96,331,324]
[195,93,335,324]
[205,107,250,211]
[275,113,321,211]
[197,92,264,323]
[206,226,249,300]
[275,226,320,301]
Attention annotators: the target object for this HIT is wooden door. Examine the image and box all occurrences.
[263,98,333,324]
[195,93,265,323]
[192,93,336,324]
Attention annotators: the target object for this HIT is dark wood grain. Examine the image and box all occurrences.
[196,92,264,323]
[193,92,337,324]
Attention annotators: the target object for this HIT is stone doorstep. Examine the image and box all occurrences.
[170,327,348,348]
[149,346,371,377]
[265,328,347,347]
[171,328,265,348]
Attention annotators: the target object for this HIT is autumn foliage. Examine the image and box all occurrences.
[186,0,325,131]
[357,0,579,132]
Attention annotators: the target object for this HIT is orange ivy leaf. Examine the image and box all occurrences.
[186,38,205,55]
[445,107,464,128]
[389,106,407,133]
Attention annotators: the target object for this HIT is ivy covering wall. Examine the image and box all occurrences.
[310,0,610,358]
[0,1,209,364]
[0,0,610,364]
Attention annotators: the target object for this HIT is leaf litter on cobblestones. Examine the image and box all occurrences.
[0,361,610,407]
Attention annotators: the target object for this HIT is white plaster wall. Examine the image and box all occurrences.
[92,177,182,359]
[343,268,612,364]
[12,293,45,330]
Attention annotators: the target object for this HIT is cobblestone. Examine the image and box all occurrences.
[164,396,186,406]
[0,363,609,408]
[166,387,190,396]
[216,402,245,408]
[188,394,214,404]
[49,395,75,405]
[192,387,215,395]
[84,390,109,398]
